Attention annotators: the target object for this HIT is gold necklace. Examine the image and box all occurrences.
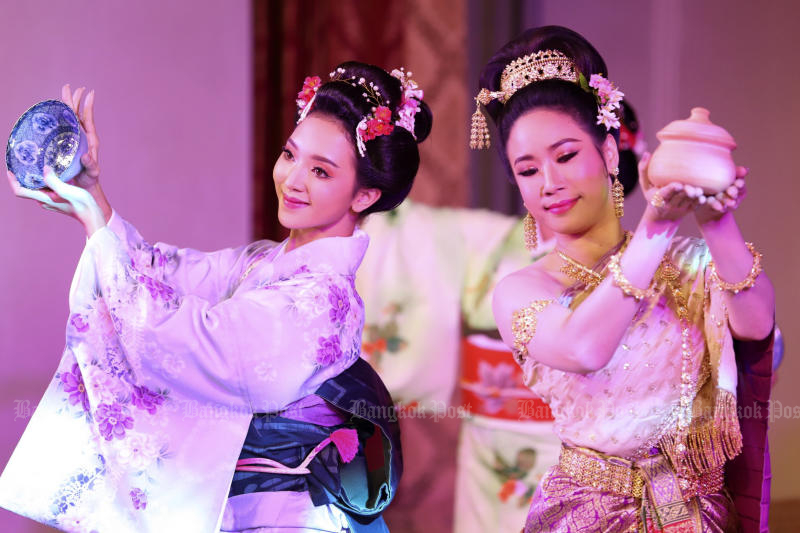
[556,232,632,288]
[556,251,604,287]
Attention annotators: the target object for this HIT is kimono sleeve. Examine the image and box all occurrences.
[77,226,361,414]
[105,211,256,303]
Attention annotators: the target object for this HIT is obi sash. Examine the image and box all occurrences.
[229,358,401,533]
[459,334,553,421]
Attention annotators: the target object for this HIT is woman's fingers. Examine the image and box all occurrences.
[660,182,684,203]
[683,184,703,199]
[72,86,86,115]
[671,188,697,211]
[40,188,64,202]
[82,90,99,160]
[41,166,75,198]
[6,170,47,202]
[708,197,724,212]
[80,152,101,178]
[61,84,74,109]
[6,169,21,192]
[39,199,72,212]
[736,165,749,179]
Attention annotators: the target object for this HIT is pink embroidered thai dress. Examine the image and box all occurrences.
[0,213,371,532]
[508,237,772,532]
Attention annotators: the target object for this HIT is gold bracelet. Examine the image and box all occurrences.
[608,252,655,301]
[511,299,553,362]
[708,242,762,294]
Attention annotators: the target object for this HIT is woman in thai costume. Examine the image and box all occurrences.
[472,26,775,531]
[1,61,432,533]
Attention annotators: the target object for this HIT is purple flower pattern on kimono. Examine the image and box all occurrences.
[59,363,90,412]
[328,284,351,324]
[0,213,370,532]
[130,488,147,510]
[95,403,134,441]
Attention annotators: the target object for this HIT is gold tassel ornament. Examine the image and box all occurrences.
[658,388,743,477]
[611,167,624,218]
[470,101,490,149]
[469,88,504,150]
[523,213,538,251]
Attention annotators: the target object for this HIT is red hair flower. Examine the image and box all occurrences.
[296,76,322,110]
[361,106,395,142]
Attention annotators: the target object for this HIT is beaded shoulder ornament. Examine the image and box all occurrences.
[470,49,624,149]
[296,67,424,157]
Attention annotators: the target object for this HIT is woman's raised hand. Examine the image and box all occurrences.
[689,166,747,226]
[638,152,698,223]
[638,150,747,228]
[7,84,110,236]
[60,84,101,191]
[40,85,111,220]
[7,165,106,236]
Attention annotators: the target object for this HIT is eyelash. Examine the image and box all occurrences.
[557,151,578,163]
[282,147,331,179]
[517,151,578,177]
[312,167,330,178]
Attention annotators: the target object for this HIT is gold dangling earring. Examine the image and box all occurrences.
[523,213,538,251]
[611,167,624,218]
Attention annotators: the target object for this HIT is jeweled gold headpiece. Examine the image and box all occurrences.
[470,49,623,149]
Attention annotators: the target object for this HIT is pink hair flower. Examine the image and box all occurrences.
[597,107,621,130]
[391,68,424,138]
[330,428,359,463]
[588,73,623,130]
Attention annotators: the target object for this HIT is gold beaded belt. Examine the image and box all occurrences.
[557,445,724,501]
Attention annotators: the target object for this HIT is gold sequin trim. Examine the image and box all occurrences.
[511,299,554,361]
[559,445,645,498]
[558,445,725,500]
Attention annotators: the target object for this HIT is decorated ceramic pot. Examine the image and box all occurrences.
[6,99,86,190]
[648,107,736,194]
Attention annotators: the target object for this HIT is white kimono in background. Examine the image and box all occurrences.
[0,213,368,533]
[357,200,560,533]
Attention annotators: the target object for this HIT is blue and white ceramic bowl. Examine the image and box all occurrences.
[6,99,87,190]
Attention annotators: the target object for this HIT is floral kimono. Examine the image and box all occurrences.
[513,237,772,533]
[0,213,397,532]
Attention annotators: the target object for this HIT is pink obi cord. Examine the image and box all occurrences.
[235,428,359,475]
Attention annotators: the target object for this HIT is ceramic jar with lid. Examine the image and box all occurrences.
[648,107,736,194]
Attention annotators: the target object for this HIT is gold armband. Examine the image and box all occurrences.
[511,299,553,361]
[708,242,762,294]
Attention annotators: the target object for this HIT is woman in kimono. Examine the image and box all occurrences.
[471,26,775,531]
[1,61,431,533]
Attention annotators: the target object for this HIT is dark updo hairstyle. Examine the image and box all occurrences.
[616,100,641,196]
[479,26,622,178]
[303,61,433,216]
